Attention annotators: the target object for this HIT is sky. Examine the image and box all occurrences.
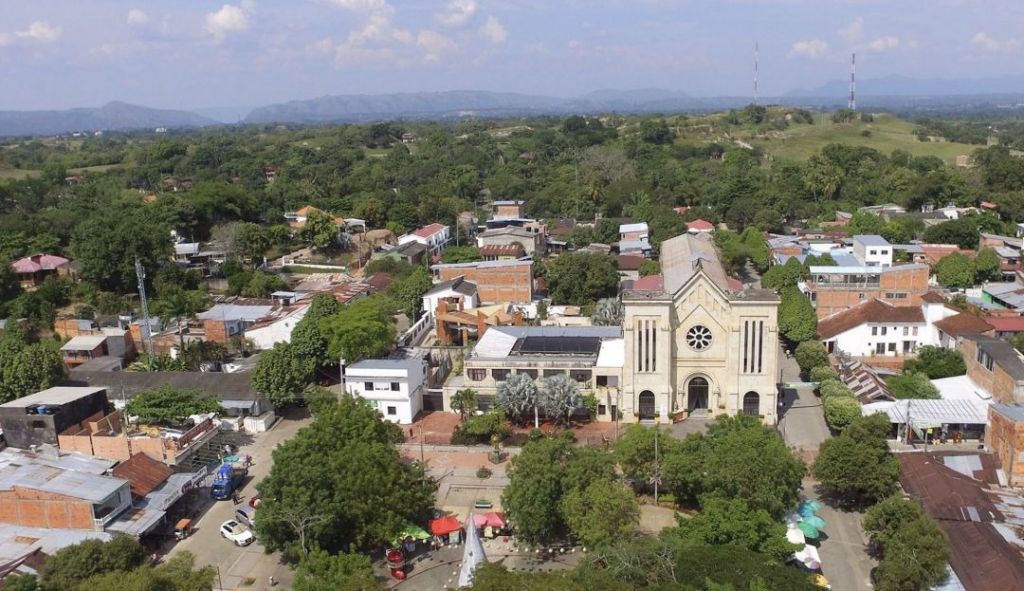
[1,0,1023,112]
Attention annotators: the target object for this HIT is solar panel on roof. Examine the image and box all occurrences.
[513,336,603,355]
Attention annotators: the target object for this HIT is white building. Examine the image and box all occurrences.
[399,223,451,257]
[852,235,893,267]
[343,358,426,424]
[421,276,479,319]
[246,304,310,350]
[818,295,961,357]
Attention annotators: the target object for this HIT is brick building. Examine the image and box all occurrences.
[0,387,109,450]
[960,334,1024,405]
[476,225,544,257]
[986,403,1024,487]
[806,264,930,318]
[491,200,525,218]
[431,259,533,304]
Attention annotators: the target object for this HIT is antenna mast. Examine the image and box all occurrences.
[753,42,759,105]
[848,52,856,111]
[134,256,154,363]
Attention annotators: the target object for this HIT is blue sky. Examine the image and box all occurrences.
[1,0,1022,111]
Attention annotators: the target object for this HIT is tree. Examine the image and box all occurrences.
[778,287,817,343]
[441,246,482,264]
[497,372,538,425]
[124,386,221,425]
[760,257,808,291]
[300,209,338,249]
[540,374,584,426]
[664,495,799,562]
[79,553,215,591]
[922,218,980,250]
[502,435,616,545]
[741,227,770,272]
[154,289,210,351]
[545,253,620,306]
[864,497,951,591]
[451,388,479,421]
[885,372,940,399]
[794,341,829,373]
[320,296,397,363]
[71,207,171,294]
[236,222,271,268]
[290,293,341,372]
[813,415,899,504]
[614,424,678,490]
[974,247,1002,282]
[591,297,623,326]
[0,328,65,404]
[823,395,862,431]
[256,397,432,554]
[934,252,976,289]
[902,345,965,378]
[809,365,840,383]
[251,342,311,408]
[561,479,639,548]
[387,266,433,319]
[638,260,660,277]
[293,548,380,591]
[663,415,805,517]
[40,536,148,591]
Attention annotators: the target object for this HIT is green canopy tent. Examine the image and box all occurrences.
[391,523,431,547]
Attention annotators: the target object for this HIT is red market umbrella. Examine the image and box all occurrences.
[430,515,462,536]
[473,512,507,528]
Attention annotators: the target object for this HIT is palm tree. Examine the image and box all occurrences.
[156,290,210,352]
[451,388,479,422]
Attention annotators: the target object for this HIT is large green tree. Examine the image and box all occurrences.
[545,252,620,306]
[292,548,381,591]
[255,397,433,554]
[251,342,311,408]
[934,252,976,289]
[813,414,899,504]
[71,207,171,294]
[664,495,799,562]
[561,479,639,548]
[320,296,397,363]
[863,496,951,591]
[290,293,342,372]
[778,287,817,343]
[124,386,221,425]
[902,345,965,378]
[0,327,65,403]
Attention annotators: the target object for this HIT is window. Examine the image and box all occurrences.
[880,327,887,336]
[686,325,713,351]
[741,319,765,374]
[875,343,885,354]
[903,326,909,336]
[519,369,538,379]
[870,250,877,255]
[468,368,486,381]
[364,381,374,391]
[887,343,896,353]
[885,292,908,300]
[31,420,46,429]
[912,326,919,336]
[390,382,400,391]
[637,319,658,372]
[387,406,397,416]
[978,349,994,371]
[492,369,511,382]
[598,404,607,416]
[871,327,878,336]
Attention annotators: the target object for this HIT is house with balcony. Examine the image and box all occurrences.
[399,223,450,257]
[447,326,625,421]
[342,358,426,424]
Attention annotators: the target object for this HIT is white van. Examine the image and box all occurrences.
[235,506,256,528]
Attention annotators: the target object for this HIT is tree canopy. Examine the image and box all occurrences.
[813,413,899,504]
[124,385,221,425]
[902,346,966,378]
[544,252,620,306]
[0,327,65,403]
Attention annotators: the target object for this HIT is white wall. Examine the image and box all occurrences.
[343,363,425,424]
[422,289,479,318]
[826,321,931,357]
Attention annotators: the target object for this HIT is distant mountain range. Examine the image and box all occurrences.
[786,75,1024,97]
[0,101,216,137]
[4,79,1024,137]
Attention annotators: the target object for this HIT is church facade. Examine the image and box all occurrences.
[620,233,781,424]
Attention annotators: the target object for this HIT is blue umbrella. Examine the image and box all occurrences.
[799,505,818,518]
[801,500,823,512]
[803,515,827,530]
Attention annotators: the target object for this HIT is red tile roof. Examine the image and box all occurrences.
[112,452,173,498]
[12,254,70,274]
[686,219,714,231]
[983,316,1024,333]
[413,223,447,238]
[818,299,925,339]
[933,313,995,338]
[480,244,525,258]
[632,275,663,291]
[921,291,947,304]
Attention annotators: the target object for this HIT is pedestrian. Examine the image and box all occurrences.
[268,576,276,587]
[232,493,240,505]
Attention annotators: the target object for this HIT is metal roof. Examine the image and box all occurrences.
[513,336,603,356]
[0,386,105,409]
[431,258,532,270]
[347,358,424,372]
[661,232,730,294]
[60,335,107,351]
[0,524,109,561]
[595,338,624,368]
[854,234,889,247]
[862,399,990,425]
[197,304,273,322]
[0,450,126,502]
[619,222,648,233]
[991,403,1024,422]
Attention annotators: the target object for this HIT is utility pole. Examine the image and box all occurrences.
[651,425,662,505]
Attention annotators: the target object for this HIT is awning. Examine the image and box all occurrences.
[391,523,430,546]
[472,512,506,529]
[430,515,462,536]
[106,507,165,537]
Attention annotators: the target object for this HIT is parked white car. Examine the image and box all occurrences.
[220,520,255,546]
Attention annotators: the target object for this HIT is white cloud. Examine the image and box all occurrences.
[417,29,455,61]
[789,39,828,58]
[89,43,115,56]
[838,17,864,45]
[326,0,392,11]
[205,4,250,42]
[127,9,149,25]
[972,31,1019,52]
[437,0,477,27]
[15,21,61,43]
[0,33,10,47]
[480,16,506,44]
[867,36,900,52]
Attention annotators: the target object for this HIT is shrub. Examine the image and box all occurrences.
[476,466,493,479]
[451,409,510,445]
[795,341,829,373]
[823,396,861,431]
[819,379,854,400]
[809,366,839,383]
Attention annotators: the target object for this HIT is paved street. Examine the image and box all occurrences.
[778,347,830,462]
[803,482,875,591]
[167,408,313,591]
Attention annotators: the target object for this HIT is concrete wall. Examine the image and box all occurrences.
[986,407,1024,487]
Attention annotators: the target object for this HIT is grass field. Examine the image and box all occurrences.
[0,167,38,181]
[745,113,979,164]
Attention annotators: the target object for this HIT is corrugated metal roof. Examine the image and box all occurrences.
[0,454,127,503]
[862,399,990,425]
[60,335,107,351]
[0,524,109,561]
[112,453,172,498]
[854,234,889,246]
[619,222,648,233]
[197,304,273,322]
[0,387,105,409]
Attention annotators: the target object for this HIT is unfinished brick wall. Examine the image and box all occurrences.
[436,263,533,304]
[962,338,1024,405]
[986,408,1024,487]
[0,488,98,530]
[811,266,929,318]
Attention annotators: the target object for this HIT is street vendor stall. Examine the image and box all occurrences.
[430,515,463,545]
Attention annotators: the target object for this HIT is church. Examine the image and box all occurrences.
[620,232,781,424]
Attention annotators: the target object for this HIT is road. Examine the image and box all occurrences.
[777,347,830,461]
[167,408,313,591]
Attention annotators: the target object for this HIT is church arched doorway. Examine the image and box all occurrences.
[687,377,709,411]
[638,391,656,420]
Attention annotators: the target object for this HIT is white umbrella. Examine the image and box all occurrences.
[786,526,806,545]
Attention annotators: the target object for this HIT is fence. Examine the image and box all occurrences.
[399,313,433,348]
